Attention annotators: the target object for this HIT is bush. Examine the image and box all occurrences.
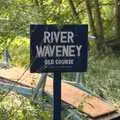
[0,92,52,120]
[9,37,29,67]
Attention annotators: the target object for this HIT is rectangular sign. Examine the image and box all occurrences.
[30,25,88,73]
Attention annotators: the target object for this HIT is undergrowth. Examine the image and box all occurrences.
[63,55,120,107]
[86,55,120,106]
[0,92,52,120]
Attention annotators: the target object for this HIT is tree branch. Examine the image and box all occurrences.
[68,0,81,23]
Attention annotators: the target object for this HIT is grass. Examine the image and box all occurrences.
[63,55,120,107]
[86,55,120,105]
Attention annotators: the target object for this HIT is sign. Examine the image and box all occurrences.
[30,25,88,73]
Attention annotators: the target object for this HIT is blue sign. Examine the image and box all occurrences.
[30,25,88,73]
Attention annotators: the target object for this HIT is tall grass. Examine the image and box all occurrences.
[62,56,120,106]
[86,55,120,104]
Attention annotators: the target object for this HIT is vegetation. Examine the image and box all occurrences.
[0,0,120,55]
[63,55,120,104]
[0,92,52,120]
[0,0,120,120]
[9,37,30,67]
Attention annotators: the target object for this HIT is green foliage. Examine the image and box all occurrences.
[62,72,76,81]
[63,55,120,105]
[86,56,120,102]
[0,0,74,54]
[0,93,52,120]
[0,0,118,54]
[0,0,120,119]
[9,37,29,67]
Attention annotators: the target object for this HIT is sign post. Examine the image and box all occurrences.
[30,25,88,120]
[54,72,61,120]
